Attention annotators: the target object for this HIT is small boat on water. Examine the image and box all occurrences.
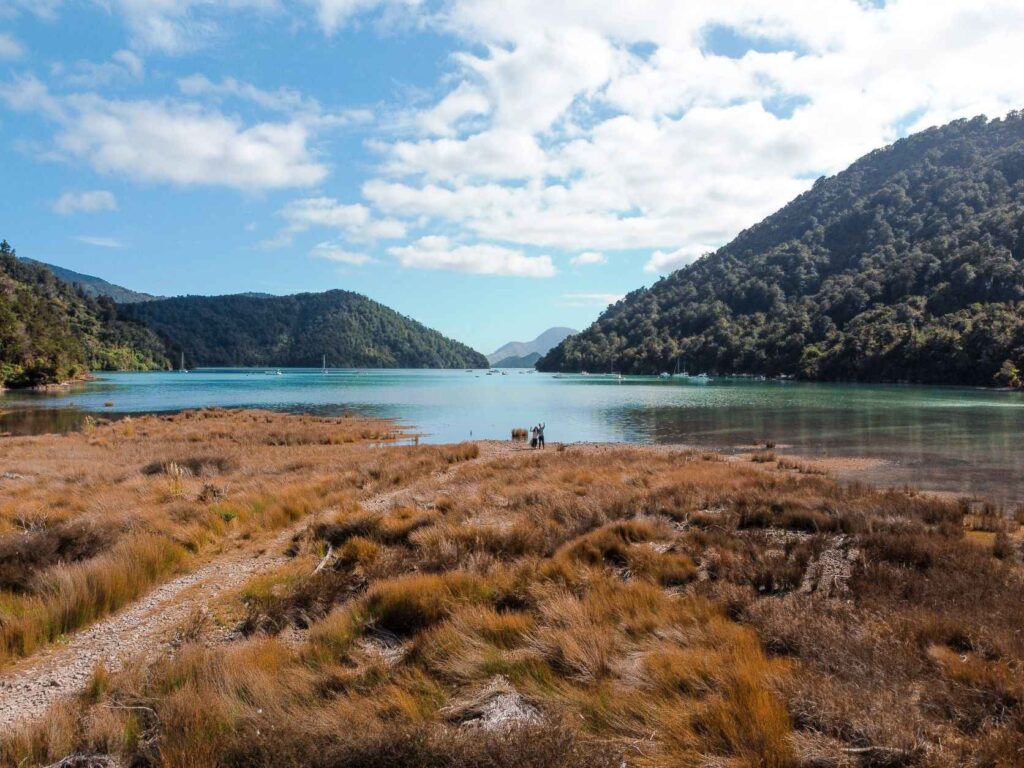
[658,372,670,379]
[265,370,283,376]
[179,351,189,373]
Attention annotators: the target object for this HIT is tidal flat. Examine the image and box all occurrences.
[1,410,1023,767]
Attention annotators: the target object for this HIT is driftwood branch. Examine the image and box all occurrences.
[313,544,334,574]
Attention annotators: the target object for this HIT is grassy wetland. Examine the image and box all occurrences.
[1,411,1023,767]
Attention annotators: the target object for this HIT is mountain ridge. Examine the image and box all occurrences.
[487,327,577,365]
[539,111,1024,387]
[492,352,542,368]
[21,258,159,304]
[1,243,169,387]
[121,291,488,369]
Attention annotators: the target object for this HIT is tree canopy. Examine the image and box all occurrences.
[539,112,1024,387]
[120,291,488,369]
[0,241,168,387]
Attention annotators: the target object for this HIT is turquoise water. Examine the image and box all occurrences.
[3,369,1023,501]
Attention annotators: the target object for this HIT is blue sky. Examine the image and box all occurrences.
[2,1,1024,353]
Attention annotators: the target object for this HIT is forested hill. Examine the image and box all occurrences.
[0,242,169,387]
[539,112,1024,387]
[120,291,489,369]
[21,258,158,303]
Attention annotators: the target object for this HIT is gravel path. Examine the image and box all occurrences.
[0,442,516,732]
[0,528,299,730]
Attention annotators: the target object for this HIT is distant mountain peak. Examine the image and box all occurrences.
[487,327,577,365]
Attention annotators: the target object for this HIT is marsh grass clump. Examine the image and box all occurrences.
[0,410,467,666]
[7,424,1024,767]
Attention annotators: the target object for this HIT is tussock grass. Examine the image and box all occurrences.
[7,428,1024,767]
[0,410,476,666]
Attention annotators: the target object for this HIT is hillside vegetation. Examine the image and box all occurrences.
[0,242,168,387]
[540,112,1024,386]
[21,259,158,304]
[121,291,488,369]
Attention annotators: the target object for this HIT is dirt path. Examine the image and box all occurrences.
[0,442,516,732]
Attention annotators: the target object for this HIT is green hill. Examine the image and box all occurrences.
[21,258,158,303]
[0,242,169,387]
[539,112,1024,387]
[120,291,488,369]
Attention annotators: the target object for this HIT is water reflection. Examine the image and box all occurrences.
[1,371,1022,501]
[608,400,1024,501]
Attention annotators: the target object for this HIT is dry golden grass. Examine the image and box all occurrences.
[5,426,1024,767]
[0,410,478,665]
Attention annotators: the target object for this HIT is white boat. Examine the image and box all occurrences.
[179,351,189,373]
[659,372,670,379]
[321,354,328,374]
[265,370,283,376]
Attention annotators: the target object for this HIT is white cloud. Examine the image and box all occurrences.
[54,190,119,215]
[385,128,546,181]
[56,50,144,88]
[76,235,123,248]
[179,74,310,113]
[559,292,624,308]
[1,1,62,20]
[0,33,24,60]
[387,236,555,277]
[275,197,406,244]
[1,78,327,190]
[645,244,714,274]
[417,81,490,137]
[106,0,279,54]
[59,99,325,189]
[570,251,606,266]
[309,0,423,34]
[177,74,373,129]
[311,242,373,265]
[351,0,1024,272]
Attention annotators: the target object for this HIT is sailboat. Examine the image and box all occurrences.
[609,358,623,380]
[322,354,329,374]
[179,351,188,373]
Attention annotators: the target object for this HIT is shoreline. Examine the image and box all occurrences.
[2,409,1022,766]
[0,405,1019,505]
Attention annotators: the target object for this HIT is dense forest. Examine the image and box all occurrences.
[23,258,158,303]
[539,112,1024,387]
[0,242,169,388]
[120,291,489,369]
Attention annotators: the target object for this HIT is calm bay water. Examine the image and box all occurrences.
[2,369,1023,501]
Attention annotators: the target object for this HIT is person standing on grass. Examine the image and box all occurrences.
[530,425,539,449]
[538,422,545,449]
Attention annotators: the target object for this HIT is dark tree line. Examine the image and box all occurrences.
[539,112,1024,387]
[120,291,489,369]
[0,241,169,387]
